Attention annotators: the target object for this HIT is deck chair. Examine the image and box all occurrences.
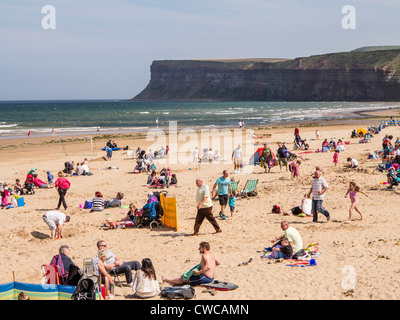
[82,258,99,284]
[239,179,259,198]
[41,264,62,285]
[109,268,123,287]
[125,149,134,159]
[231,180,240,192]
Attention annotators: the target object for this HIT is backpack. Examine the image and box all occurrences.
[153,190,168,201]
[71,278,96,300]
[161,285,195,300]
[272,205,281,214]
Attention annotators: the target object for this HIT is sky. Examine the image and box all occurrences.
[0,0,399,100]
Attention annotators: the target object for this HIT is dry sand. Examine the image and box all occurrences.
[1,114,400,300]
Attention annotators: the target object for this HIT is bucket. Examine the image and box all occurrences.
[84,200,93,209]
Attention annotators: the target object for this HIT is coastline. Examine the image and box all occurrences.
[1,106,398,148]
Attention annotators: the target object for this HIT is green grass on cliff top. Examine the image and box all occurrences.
[158,49,400,73]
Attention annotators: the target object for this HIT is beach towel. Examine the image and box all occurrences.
[181,264,201,282]
[286,259,317,267]
[49,254,67,283]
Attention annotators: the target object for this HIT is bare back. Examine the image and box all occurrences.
[200,251,220,279]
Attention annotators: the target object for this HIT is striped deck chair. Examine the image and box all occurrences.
[239,179,259,198]
[231,180,239,193]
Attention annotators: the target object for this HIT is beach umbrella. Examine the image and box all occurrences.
[357,128,367,136]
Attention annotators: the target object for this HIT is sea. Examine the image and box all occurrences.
[0,100,399,139]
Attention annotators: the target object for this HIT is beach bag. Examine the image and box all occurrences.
[292,249,306,260]
[161,285,195,300]
[153,190,168,201]
[71,278,96,300]
[272,205,281,214]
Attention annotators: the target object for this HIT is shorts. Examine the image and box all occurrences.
[43,215,56,230]
[229,205,235,212]
[234,158,241,166]
[218,194,228,206]
[279,157,288,166]
[189,274,214,286]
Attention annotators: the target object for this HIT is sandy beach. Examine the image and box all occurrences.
[1,110,400,301]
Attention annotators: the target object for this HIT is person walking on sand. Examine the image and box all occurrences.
[261,143,274,173]
[308,169,330,223]
[192,178,221,236]
[162,241,220,286]
[344,182,368,223]
[55,171,70,210]
[212,170,232,220]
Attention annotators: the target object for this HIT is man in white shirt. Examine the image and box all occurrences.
[192,178,221,236]
[308,170,330,223]
[232,144,242,174]
[42,210,70,240]
[270,221,303,256]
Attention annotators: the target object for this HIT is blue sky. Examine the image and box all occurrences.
[0,0,399,100]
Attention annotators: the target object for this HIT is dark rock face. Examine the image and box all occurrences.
[133,53,400,101]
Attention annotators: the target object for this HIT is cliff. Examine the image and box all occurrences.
[133,49,400,101]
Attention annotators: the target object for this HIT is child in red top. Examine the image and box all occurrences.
[333,150,339,166]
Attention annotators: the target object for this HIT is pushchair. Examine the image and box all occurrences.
[63,162,74,174]
[24,181,35,195]
[387,167,400,188]
[135,202,164,229]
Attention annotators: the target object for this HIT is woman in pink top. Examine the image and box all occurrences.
[55,171,71,210]
[344,182,368,223]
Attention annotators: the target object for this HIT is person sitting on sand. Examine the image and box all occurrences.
[267,237,293,260]
[33,174,49,188]
[266,221,303,258]
[105,192,124,208]
[162,241,220,286]
[90,191,104,212]
[14,179,24,195]
[322,139,330,152]
[147,170,157,186]
[132,258,160,299]
[75,163,84,176]
[170,173,178,185]
[104,203,141,229]
[284,193,312,216]
[347,157,358,169]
